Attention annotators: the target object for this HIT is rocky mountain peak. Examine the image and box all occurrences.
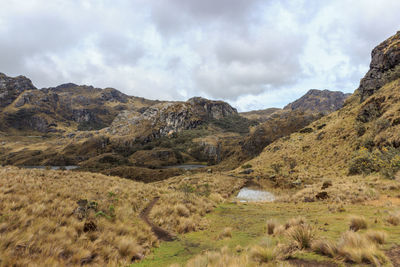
[358,31,400,102]
[0,73,37,108]
[283,89,350,114]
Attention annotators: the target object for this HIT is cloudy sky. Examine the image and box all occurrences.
[1,0,399,111]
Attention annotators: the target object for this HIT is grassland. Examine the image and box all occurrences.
[0,167,244,266]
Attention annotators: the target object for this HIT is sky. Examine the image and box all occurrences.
[0,0,399,111]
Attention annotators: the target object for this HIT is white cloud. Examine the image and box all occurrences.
[0,0,399,111]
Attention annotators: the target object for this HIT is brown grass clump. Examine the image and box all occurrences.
[311,239,338,258]
[386,211,400,225]
[250,245,277,263]
[337,231,388,265]
[349,215,368,231]
[219,227,233,239]
[365,230,387,245]
[285,224,316,249]
[285,216,306,229]
[266,219,277,235]
[273,225,286,236]
[313,231,388,265]
[182,246,250,267]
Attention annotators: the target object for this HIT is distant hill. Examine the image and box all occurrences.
[284,89,351,114]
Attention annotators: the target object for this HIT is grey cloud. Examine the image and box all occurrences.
[0,0,399,111]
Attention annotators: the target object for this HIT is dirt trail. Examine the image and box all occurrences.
[140,196,176,242]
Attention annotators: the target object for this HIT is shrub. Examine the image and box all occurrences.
[349,216,368,232]
[299,127,313,133]
[210,115,258,134]
[241,164,252,169]
[270,163,282,175]
[355,122,366,137]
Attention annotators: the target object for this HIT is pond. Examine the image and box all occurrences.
[162,164,207,170]
[236,187,275,202]
[22,166,80,170]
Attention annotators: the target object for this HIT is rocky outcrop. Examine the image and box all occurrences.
[0,77,158,133]
[284,89,350,115]
[107,97,238,142]
[358,31,400,102]
[0,73,37,109]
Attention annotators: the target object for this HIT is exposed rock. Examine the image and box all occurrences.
[321,180,332,190]
[0,76,158,133]
[0,73,36,109]
[107,98,237,143]
[240,169,254,175]
[315,191,329,200]
[358,31,400,102]
[284,89,351,115]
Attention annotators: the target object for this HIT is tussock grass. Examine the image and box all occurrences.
[313,231,388,265]
[0,167,244,265]
[365,230,387,245]
[349,215,368,231]
[250,245,277,263]
[266,219,277,235]
[386,211,400,225]
[219,227,233,239]
[285,224,316,249]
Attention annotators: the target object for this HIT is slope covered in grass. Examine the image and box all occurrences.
[0,167,244,266]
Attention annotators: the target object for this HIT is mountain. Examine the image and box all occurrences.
[0,77,158,133]
[238,31,400,197]
[218,89,350,168]
[284,89,351,114]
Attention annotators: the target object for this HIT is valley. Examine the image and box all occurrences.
[1,28,400,267]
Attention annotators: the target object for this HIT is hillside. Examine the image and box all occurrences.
[237,31,400,199]
[284,89,350,114]
[0,167,244,266]
[0,77,158,134]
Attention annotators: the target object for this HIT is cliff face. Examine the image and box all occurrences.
[106,97,238,142]
[0,73,37,109]
[284,89,350,114]
[358,31,400,102]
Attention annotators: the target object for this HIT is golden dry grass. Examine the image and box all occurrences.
[0,167,244,266]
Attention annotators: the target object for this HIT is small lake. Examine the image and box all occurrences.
[162,164,207,170]
[236,187,275,202]
[22,166,80,170]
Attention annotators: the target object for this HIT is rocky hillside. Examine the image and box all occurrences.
[284,89,350,114]
[224,89,350,164]
[239,31,400,192]
[240,108,280,122]
[105,97,238,143]
[358,31,400,101]
[0,76,157,133]
[0,73,36,109]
